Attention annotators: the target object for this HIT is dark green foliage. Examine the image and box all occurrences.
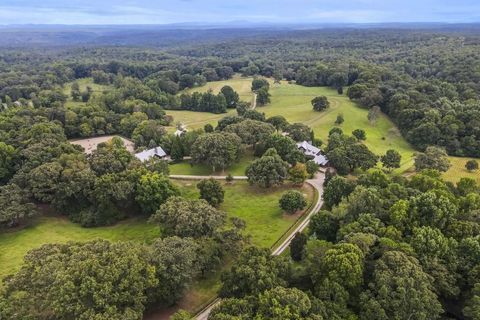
[246,148,289,188]
[150,197,226,238]
[290,232,308,261]
[266,115,289,131]
[326,133,378,175]
[204,123,214,133]
[323,176,356,209]
[279,190,307,214]
[0,183,37,228]
[415,146,451,172]
[135,172,180,215]
[225,119,275,147]
[197,178,225,207]
[306,160,320,178]
[179,90,227,114]
[265,133,305,164]
[311,96,330,111]
[256,87,271,106]
[251,78,270,91]
[335,114,344,125]
[286,123,313,142]
[191,132,242,171]
[221,85,240,108]
[309,210,339,242]
[466,159,479,171]
[381,149,402,170]
[219,247,289,298]
[352,129,366,140]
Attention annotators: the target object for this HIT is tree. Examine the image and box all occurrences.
[309,210,339,242]
[306,160,319,178]
[312,96,330,112]
[225,119,275,147]
[466,159,479,172]
[313,243,365,291]
[323,176,356,209]
[246,148,289,188]
[0,141,15,183]
[381,149,401,170]
[191,132,242,171]
[360,251,442,320]
[148,237,200,304]
[197,178,225,207]
[204,123,214,133]
[367,106,381,125]
[150,197,226,238]
[2,240,158,320]
[266,115,289,131]
[286,123,313,142]
[70,82,81,101]
[171,310,194,320]
[415,146,451,172]
[251,78,269,91]
[410,191,458,230]
[289,163,308,185]
[265,133,305,164]
[256,287,312,319]
[256,87,271,106]
[280,190,307,214]
[335,114,344,125]
[352,129,366,140]
[216,115,244,131]
[219,247,288,298]
[0,184,36,228]
[135,172,180,215]
[290,232,308,261]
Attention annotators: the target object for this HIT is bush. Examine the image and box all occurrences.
[466,160,479,172]
[279,190,307,214]
[197,178,225,207]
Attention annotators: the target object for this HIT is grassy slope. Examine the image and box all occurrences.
[174,180,314,248]
[443,157,480,184]
[165,76,255,130]
[0,217,159,279]
[261,82,416,172]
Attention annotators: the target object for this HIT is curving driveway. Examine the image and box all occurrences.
[191,172,325,320]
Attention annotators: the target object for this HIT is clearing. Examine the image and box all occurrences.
[70,135,135,154]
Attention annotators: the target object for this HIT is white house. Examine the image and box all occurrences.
[135,147,167,162]
[297,141,329,166]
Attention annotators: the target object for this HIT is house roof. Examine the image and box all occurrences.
[135,147,167,162]
[297,141,328,166]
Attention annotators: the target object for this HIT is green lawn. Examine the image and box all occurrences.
[166,76,255,130]
[260,82,417,172]
[0,217,158,280]
[169,150,255,176]
[174,180,314,248]
[444,157,480,184]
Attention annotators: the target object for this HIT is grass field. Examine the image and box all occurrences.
[169,150,255,176]
[0,216,159,279]
[260,82,417,172]
[63,78,110,109]
[173,180,314,248]
[166,76,255,130]
[443,157,480,184]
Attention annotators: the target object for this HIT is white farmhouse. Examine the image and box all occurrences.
[297,141,329,166]
[135,147,167,162]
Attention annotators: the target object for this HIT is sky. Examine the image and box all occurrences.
[0,0,479,25]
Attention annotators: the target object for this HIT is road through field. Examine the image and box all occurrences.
[194,173,325,320]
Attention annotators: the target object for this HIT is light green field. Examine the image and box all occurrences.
[444,157,480,184]
[174,180,314,248]
[0,217,159,279]
[63,78,110,108]
[260,82,417,172]
[169,150,255,176]
[166,76,255,130]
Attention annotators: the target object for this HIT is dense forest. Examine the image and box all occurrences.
[0,26,479,319]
